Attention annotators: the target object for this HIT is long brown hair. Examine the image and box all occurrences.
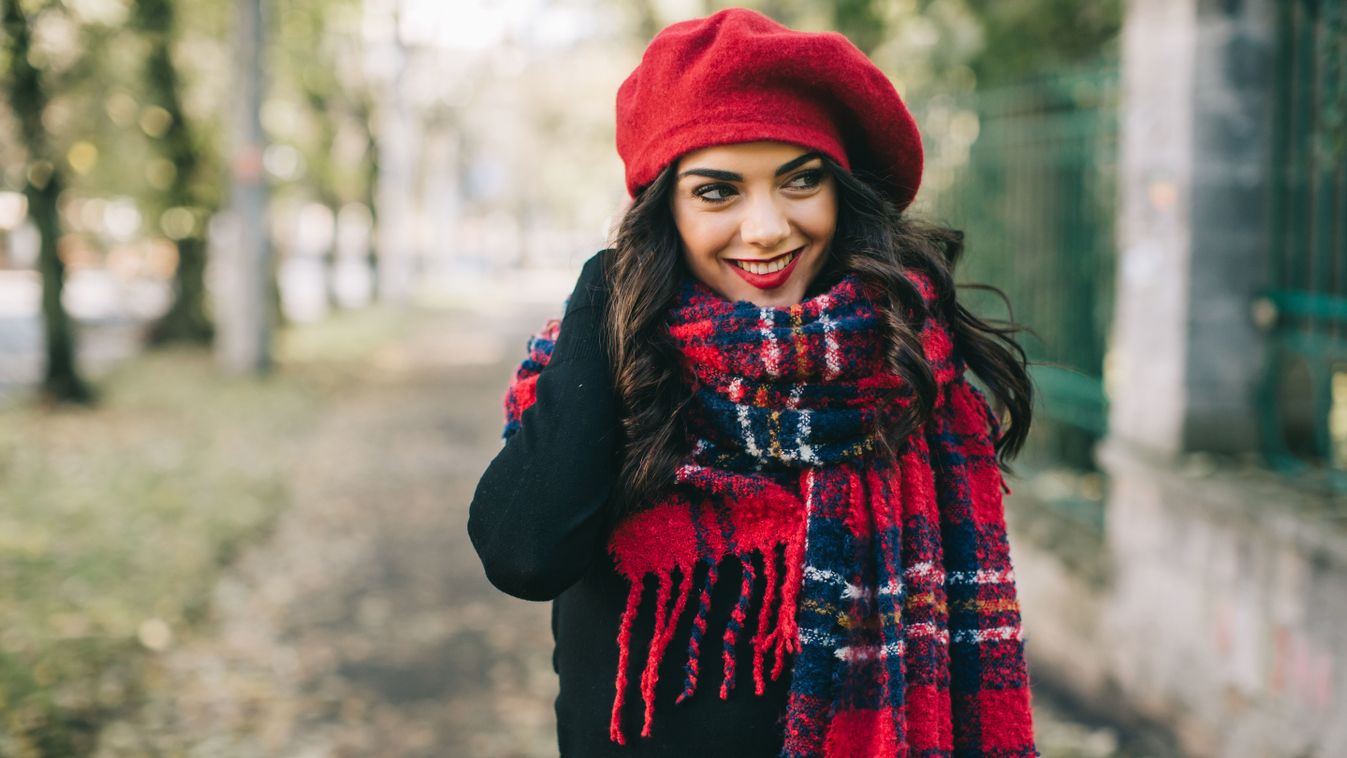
[604,156,1034,518]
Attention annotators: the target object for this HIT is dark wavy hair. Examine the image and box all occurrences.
[604,155,1034,517]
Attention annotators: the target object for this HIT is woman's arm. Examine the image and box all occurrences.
[467,250,618,601]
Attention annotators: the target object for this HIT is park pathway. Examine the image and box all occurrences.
[97,294,563,757]
[95,287,1144,758]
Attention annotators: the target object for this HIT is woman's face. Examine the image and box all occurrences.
[670,141,838,308]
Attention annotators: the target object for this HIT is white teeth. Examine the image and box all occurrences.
[733,250,798,275]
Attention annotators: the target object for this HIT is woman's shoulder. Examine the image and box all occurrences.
[567,248,615,314]
[579,247,616,283]
[585,247,615,263]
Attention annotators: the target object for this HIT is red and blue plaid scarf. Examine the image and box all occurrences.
[504,269,1037,757]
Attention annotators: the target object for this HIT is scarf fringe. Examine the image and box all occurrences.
[608,578,643,745]
[608,542,804,744]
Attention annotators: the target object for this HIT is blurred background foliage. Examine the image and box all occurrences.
[0,0,1125,753]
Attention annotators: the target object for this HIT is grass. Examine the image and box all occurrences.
[0,307,413,757]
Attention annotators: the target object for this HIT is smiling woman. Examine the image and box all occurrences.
[671,143,837,308]
[469,8,1040,758]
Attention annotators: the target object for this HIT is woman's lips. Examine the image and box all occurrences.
[726,247,803,290]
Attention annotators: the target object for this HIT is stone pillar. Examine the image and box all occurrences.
[1108,0,1276,456]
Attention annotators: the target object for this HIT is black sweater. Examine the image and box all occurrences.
[468,250,791,757]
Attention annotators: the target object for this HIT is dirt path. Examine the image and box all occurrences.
[97,300,563,758]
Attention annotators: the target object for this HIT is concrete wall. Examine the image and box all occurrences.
[1016,1,1347,754]
[1011,446,1347,757]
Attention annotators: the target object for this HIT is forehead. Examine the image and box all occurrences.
[675,141,816,173]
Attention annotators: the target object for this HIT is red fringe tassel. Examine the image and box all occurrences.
[609,542,807,744]
[609,580,643,745]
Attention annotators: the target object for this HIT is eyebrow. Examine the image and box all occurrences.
[677,151,824,181]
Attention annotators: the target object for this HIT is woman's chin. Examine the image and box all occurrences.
[717,281,808,308]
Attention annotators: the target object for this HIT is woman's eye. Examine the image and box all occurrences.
[693,183,735,203]
[785,169,823,190]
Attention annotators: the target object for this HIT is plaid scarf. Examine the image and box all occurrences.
[504,269,1038,757]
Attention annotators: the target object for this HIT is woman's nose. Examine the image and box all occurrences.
[739,195,791,250]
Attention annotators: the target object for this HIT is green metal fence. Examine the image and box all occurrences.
[1260,0,1347,489]
[912,65,1120,473]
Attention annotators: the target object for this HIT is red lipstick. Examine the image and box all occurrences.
[726,248,803,290]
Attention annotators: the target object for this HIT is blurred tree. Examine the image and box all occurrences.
[132,0,219,345]
[957,0,1122,86]
[2,0,93,404]
[355,87,379,298]
[275,0,375,309]
[631,0,661,42]
[292,10,342,307]
[216,0,271,374]
[831,0,888,54]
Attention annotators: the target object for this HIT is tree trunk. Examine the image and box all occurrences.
[32,171,93,403]
[215,0,273,374]
[373,20,416,305]
[133,0,218,345]
[355,91,380,299]
[153,234,213,341]
[2,0,93,404]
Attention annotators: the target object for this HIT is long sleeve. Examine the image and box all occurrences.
[467,250,619,601]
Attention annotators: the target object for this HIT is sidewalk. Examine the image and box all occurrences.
[96,298,562,757]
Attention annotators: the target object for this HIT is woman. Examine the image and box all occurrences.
[469,8,1039,757]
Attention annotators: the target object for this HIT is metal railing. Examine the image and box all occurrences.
[913,64,1120,476]
[1259,0,1347,490]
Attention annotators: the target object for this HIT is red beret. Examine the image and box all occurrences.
[615,8,924,209]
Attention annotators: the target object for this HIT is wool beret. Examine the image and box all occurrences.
[615,7,924,209]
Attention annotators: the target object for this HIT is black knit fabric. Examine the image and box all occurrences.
[468,250,790,757]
